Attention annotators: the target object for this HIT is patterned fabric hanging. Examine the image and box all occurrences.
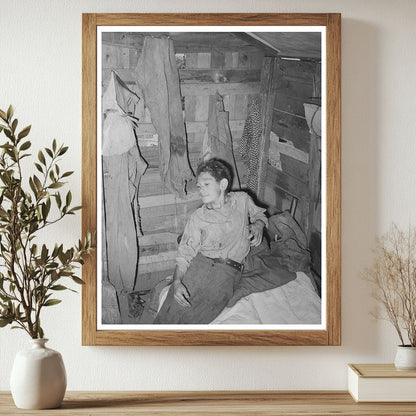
[240,99,262,195]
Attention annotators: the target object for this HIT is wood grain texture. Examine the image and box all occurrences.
[325,13,342,346]
[82,13,341,346]
[350,364,416,378]
[82,13,98,346]
[1,391,416,415]
[95,13,330,26]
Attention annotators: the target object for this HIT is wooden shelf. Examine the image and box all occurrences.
[1,391,416,415]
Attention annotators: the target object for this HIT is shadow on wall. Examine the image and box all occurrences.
[340,19,382,355]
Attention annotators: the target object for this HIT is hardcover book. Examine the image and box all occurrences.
[348,364,416,402]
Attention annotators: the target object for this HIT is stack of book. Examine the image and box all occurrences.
[348,364,416,402]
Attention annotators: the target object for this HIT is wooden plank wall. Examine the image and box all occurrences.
[101,36,264,290]
[264,58,322,279]
[264,59,320,229]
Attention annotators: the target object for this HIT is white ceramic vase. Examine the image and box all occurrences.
[394,345,416,371]
[10,338,67,409]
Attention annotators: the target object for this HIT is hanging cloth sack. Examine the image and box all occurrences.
[201,91,240,189]
[102,71,147,297]
[135,36,194,198]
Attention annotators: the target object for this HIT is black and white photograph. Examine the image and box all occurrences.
[97,27,325,329]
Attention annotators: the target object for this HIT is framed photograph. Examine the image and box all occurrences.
[82,13,341,346]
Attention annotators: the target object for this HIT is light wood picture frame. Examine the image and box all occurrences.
[82,13,341,346]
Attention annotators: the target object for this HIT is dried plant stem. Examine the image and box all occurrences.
[363,223,416,347]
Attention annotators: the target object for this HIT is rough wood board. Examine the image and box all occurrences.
[181,82,260,96]
[274,93,313,117]
[272,118,311,153]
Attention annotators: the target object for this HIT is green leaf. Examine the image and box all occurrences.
[41,244,48,262]
[31,244,38,256]
[33,175,42,192]
[43,299,62,307]
[17,125,31,140]
[65,191,72,207]
[0,109,7,121]
[34,163,43,173]
[58,146,68,156]
[29,177,37,197]
[52,139,57,152]
[11,119,18,133]
[19,140,31,151]
[0,317,13,327]
[58,250,67,264]
[69,206,82,214]
[61,171,74,178]
[6,105,14,121]
[4,129,12,140]
[38,150,46,165]
[48,182,64,189]
[55,192,62,208]
[50,285,68,291]
[41,202,50,221]
[38,325,44,339]
[45,147,53,158]
[71,276,85,285]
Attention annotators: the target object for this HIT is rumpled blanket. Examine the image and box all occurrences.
[227,239,296,308]
[268,211,311,273]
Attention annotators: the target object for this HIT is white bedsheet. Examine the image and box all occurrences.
[211,272,321,325]
[158,272,321,325]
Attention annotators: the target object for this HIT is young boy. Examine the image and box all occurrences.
[154,158,268,324]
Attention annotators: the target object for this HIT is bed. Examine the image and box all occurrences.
[154,211,322,325]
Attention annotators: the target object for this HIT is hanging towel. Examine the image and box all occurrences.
[240,99,262,195]
[135,36,194,198]
[201,91,240,189]
[102,71,147,293]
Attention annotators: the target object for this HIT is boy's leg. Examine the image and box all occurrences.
[154,255,239,324]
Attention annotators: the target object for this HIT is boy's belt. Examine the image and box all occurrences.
[210,257,244,272]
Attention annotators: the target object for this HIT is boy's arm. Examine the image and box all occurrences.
[172,266,191,307]
[246,194,268,228]
[175,213,201,272]
[245,194,267,247]
[173,213,201,307]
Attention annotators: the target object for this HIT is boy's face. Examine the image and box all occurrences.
[197,172,224,205]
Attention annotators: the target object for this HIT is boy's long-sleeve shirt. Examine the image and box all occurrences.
[176,192,268,274]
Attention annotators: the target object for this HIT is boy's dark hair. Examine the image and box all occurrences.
[196,158,233,193]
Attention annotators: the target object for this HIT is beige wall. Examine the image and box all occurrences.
[1,0,415,390]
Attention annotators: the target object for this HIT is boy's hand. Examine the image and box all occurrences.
[248,221,264,247]
[173,281,191,307]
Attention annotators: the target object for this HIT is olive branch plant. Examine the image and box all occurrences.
[0,105,94,339]
[363,223,416,347]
